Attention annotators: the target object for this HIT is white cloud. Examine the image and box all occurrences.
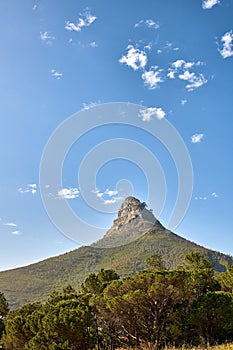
[178,69,207,91]
[167,71,175,79]
[191,133,204,143]
[18,184,37,195]
[89,41,98,48]
[92,188,122,204]
[202,0,219,9]
[11,230,21,235]
[103,196,123,205]
[119,45,147,71]
[3,222,17,227]
[65,10,96,32]
[219,31,233,59]
[134,19,159,29]
[211,192,219,198]
[179,70,196,81]
[104,189,118,197]
[139,107,166,122]
[29,184,36,189]
[172,59,185,69]
[145,19,160,29]
[83,101,100,110]
[142,66,163,89]
[181,99,187,105]
[57,188,79,199]
[195,192,219,200]
[92,188,104,198]
[40,31,55,44]
[51,69,63,80]
[144,43,152,51]
[32,4,37,11]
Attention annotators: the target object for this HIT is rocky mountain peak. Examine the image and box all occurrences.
[113,196,154,230]
[93,196,164,248]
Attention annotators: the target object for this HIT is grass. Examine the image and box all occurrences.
[165,345,233,350]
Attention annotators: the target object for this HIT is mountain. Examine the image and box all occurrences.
[93,196,164,248]
[0,196,232,309]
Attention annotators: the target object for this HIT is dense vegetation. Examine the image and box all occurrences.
[1,252,233,350]
[0,229,232,309]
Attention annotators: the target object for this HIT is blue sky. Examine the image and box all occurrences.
[0,0,233,271]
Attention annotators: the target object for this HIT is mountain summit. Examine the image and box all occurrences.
[0,196,232,309]
[94,196,164,248]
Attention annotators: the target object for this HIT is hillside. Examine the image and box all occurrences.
[0,197,232,309]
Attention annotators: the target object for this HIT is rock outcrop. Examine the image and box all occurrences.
[93,196,164,248]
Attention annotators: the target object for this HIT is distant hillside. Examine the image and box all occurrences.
[0,197,232,309]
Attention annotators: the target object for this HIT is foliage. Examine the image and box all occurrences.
[0,228,232,310]
[2,253,233,349]
[0,291,9,343]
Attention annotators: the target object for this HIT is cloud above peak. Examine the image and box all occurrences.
[139,107,166,121]
[57,188,79,199]
[18,184,37,195]
[134,19,159,29]
[65,10,96,32]
[202,0,220,9]
[119,45,147,71]
[219,31,233,58]
[168,59,207,91]
[40,31,55,44]
[142,66,163,89]
[191,133,204,143]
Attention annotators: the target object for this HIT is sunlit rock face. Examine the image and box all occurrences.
[93,196,164,248]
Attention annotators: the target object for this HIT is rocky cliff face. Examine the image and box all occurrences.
[93,196,164,248]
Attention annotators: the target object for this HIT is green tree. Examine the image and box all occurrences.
[146,254,165,270]
[2,302,41,350]
[189,292,233,345]
[184,252,219,297]
[0,291,9,343]
[216,263,233,292]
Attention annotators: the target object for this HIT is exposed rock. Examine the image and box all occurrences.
[93,196,164,248]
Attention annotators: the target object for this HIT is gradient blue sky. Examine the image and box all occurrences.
[0,0,233,271]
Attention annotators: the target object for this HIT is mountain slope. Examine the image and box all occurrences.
[0,197,232,309]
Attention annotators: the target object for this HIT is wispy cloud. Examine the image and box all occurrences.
[191,133,204,143]
[40,31,55,45]
[158,42,179,54]
[57,188,79,199]
[219,31,233,58]
[51,69,63,80]
[194,196,207,200]
[11,230,22,235]
[211,192,219,198]
[32,4,37,11]
[92,188,104,198]
[179,71,207,91]
[104,197,122,205]
[65,10,96,32]
[119,45,147,71]
[83,101,100,110]
[134,19,159,29]
[89,41,98,48]
[3,222,17,227]
[195,192,219,200]
[18,184,37,195]
[139,107,166,121]
[92,188,123,205]
[104,189,118,197]
[202,0,220,9]
[181,99,187,105]
[142,66,163,89]
[168,59,207,91]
